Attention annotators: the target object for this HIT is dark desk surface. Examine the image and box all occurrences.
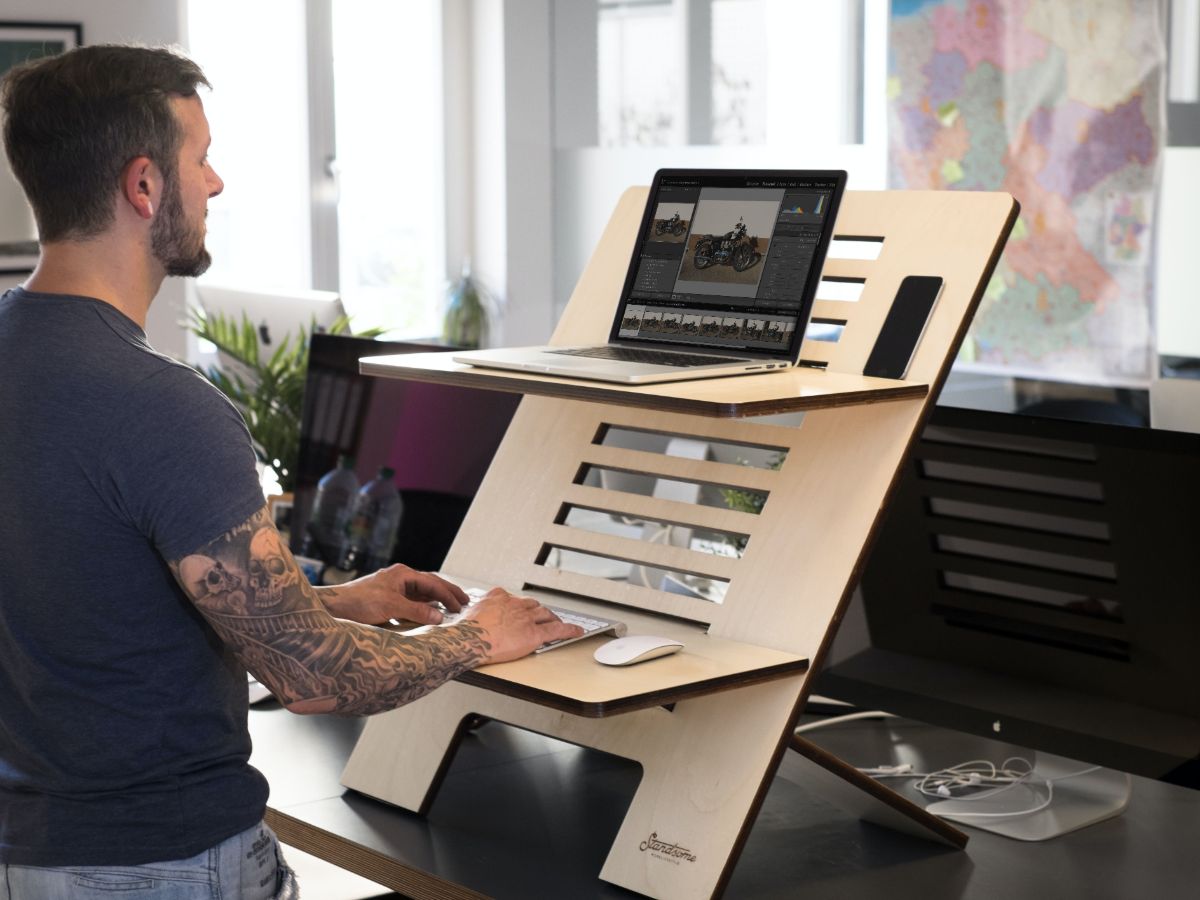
[250,704,1200,899]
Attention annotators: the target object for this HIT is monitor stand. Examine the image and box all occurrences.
[924,753,1132,841]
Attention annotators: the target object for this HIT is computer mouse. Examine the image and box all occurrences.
[593,635,684,666]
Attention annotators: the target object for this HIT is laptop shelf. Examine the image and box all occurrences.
[360,351,928,418]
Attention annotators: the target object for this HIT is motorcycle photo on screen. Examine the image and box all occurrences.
[693,217,761,272]
[647,203,692,244]
[655,211,686,236]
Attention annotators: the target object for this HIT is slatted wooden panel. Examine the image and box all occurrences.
[439,392,929,658]
[438,190,1015,658]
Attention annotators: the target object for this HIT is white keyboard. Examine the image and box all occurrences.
[444,588,626,653]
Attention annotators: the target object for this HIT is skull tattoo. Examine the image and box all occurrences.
[247,528,298,609]
[179,554,248,613]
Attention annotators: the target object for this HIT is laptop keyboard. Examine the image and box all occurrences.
[441,588,627,653]
[549,346,749,368]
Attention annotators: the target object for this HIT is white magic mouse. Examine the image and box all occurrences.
[593,635,684,666]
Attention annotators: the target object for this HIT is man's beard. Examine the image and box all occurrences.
[151,178,212,278]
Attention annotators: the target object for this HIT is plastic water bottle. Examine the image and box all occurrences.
[303,455,359,563]
[341,466,403,573]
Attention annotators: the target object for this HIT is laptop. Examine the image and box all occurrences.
[454,168,847,384]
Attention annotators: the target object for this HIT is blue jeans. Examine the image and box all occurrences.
[0,822,298,899]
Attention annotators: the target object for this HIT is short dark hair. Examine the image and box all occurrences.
[0,44,210,243]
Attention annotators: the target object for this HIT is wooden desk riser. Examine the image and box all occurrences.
[328,188,1018,899]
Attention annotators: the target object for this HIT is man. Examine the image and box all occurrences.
[0,44,580,897]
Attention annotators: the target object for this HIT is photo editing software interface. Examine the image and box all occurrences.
[616,172,842,355]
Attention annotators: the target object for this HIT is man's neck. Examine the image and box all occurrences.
[24,236,165,328]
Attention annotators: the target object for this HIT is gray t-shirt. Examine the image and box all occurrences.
[0,287,269,866]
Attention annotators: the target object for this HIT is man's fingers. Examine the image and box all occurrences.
[440,579,470,610]
[552,622,586,640]
[396,598,444,626]
[454,591,595,663]
[533,605,569,624]
[406,571,468,612]
[540,611,585,639]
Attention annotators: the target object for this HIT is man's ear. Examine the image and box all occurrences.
[120,155,161,221]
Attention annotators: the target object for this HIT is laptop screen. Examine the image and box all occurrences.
[610,169,846,360]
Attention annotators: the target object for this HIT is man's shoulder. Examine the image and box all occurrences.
[1,287,157,375]
[124,357,241,425]
[78,320,218,413]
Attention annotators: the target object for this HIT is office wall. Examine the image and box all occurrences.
[0,0,190,357]
[1156,147,1200,359]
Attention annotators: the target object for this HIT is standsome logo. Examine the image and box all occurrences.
[638,832,697,865]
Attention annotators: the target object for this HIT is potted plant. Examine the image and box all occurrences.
[442,260,495,349]
[188,307,379,493]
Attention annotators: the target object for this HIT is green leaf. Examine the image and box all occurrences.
[186,303,381,492]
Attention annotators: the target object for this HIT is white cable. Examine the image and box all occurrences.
[913,757,1035,801]
[806,694,855,708]
[856,756,1106,821]
[1049,764,1103,783]
[935,781,1056,818]
[930,762,1105,819]
[793,710,896,735]
[802,709,1106,823]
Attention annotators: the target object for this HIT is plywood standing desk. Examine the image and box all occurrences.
[334,188,1018,899]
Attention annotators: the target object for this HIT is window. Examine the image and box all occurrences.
[710,0,767,146]
[598,1,682,146]
[331,0,445,336]
[591,0,868,150]
[187,1,310,291]
[187,0,446,338]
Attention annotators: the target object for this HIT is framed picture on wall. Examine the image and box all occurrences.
[0,21,82,74]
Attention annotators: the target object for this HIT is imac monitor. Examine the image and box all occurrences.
[291,333,521,573]
[195,283,347,364]
[818,404,1200,836]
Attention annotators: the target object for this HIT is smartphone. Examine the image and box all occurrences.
[863,275,945,379]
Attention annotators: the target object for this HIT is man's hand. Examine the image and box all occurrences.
[457,588,584,664]
[317,564,468,626]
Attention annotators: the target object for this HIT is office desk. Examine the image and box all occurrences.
[249,704,1200,899]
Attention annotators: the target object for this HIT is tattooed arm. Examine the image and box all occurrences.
[314,566,470,627]
[170,505,582,716]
